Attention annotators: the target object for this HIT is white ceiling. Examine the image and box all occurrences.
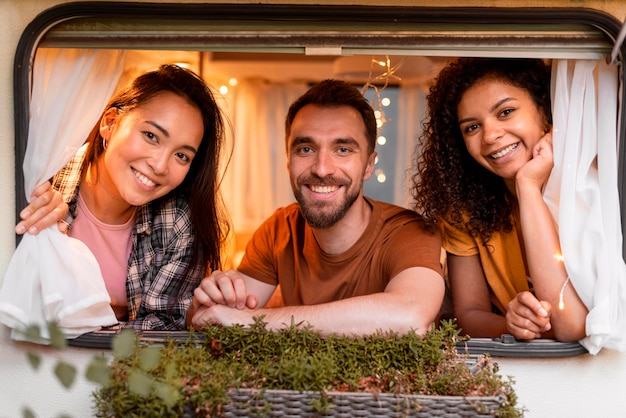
[121,49,450,89]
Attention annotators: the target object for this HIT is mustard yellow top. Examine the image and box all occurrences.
[441,217,530,314]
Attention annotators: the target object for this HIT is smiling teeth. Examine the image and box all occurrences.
[490,143,519,159]
[310,185,338,194]
[133,169,156,187]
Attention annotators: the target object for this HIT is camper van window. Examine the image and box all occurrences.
[15,3,624,227]
[12,3,626,352]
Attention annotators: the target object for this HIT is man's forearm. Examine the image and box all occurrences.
[249,293,432,336]
[199,268,444,337]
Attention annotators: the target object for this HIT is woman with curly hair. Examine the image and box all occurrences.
[414,58,587,341]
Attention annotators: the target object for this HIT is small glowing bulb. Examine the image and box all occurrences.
[554,253,565,262]
[381,98,391,107]
[375,169,386,183]
[219,85,229,95]
[377,136,387,145]
[229,78,238,86]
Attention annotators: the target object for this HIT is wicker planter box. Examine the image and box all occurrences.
[215,388,506,417]
[92,323,520,417]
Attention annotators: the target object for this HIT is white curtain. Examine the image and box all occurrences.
[0,48,125,341]
[395,84,427,208]
[545,59,626,354]
[221,80,307,235]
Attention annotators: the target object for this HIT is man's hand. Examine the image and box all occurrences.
[192,270,258,311]
[187,270,277,329]
[191,304,256,329]
[506,291,552,340]
[15,181,68,235]
[190,270,259,330]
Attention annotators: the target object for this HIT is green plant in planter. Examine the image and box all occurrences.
[93,319,522,417]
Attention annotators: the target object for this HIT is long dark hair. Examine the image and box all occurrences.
[413,58,552,244]
[83,64,229,275]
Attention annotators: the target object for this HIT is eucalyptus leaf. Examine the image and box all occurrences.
[85,354,111,387]
[21,406,35,418]
[153,381,181,407]
[23,324,41,341]
[111,328,137,360]
[139,346,162,371]
[26,352,41,371]
[47,322,68,350]
[54,361,77,389]
[163,361,177,381]
[127,370,153,397]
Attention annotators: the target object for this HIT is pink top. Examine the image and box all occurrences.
[68,192,135,312]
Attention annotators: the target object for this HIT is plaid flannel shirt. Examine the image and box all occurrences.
[52,145,201,330]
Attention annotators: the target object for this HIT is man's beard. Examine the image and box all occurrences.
[293,176,360,229]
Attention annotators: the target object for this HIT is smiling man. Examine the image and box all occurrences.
[189,79,444,337]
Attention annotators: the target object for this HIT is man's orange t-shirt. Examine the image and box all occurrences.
[238,198,443,306]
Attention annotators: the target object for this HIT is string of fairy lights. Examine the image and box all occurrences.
[362,56,405,185]
[213,55,402,185]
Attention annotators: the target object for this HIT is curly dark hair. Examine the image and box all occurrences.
[412,58,552,245]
